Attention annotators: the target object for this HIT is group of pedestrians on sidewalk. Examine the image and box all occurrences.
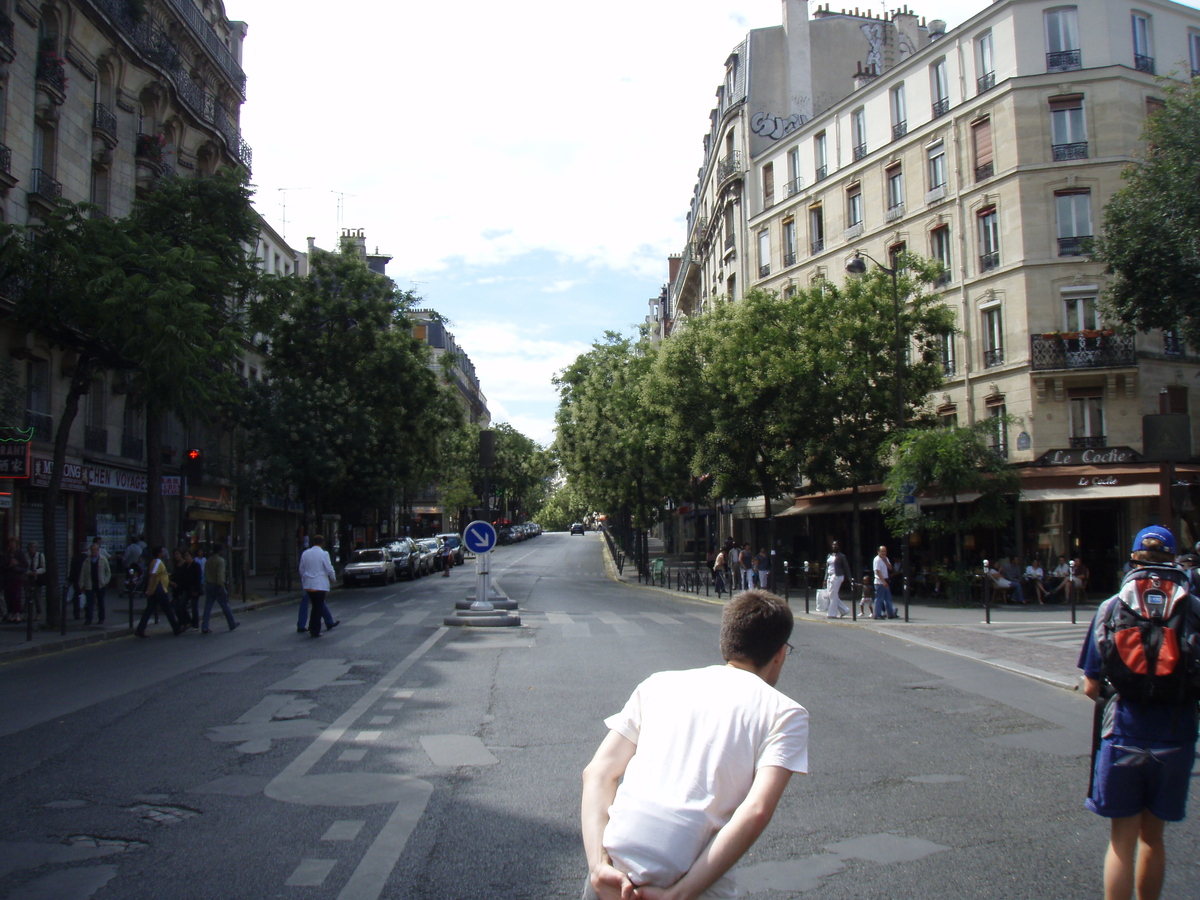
[711,541,771,595]
[134,542,238,637]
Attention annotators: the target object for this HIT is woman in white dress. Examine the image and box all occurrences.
[824,541,850,618]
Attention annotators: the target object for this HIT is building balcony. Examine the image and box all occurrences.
[121,432,145,461]
[852,143,867,162]
[1057,235,1092,256]
[1047,49,1082,72]
[0,13,14,60]
[716,150,742,184]
[164,0,247,96]
[1052,141,1088,161]
[36,50,66,97]
[25,411,52,442]
[1030,332,1136,371]
[786,177,804,196]
[0,143,14,193]
[925,185,946,205]
[810,238,824,254]
[1069,435,1106,449]
[983,348,1005,369]
[977,71,995,93]
[814,165,828,182]
[93,103,118,145]
[991,442,1009,459]
[975,161,994,182]
[784,250,796,267]
[892,121,908,140]
[29,168,62,205]
[980,250,1000,272]
[943,360,957,378]
[885,203,904,223]
[759,264,770,278]
[931,97,950,118]
[844,221,863,241]
[724,233,735,252]
[84,426,108,454]
[1135,54,1155,75]
[935,270,952,288]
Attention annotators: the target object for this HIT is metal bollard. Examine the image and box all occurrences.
[803,561,809,615]
[983,560,991,625]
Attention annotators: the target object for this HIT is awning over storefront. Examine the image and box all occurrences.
[1020,484,1160,502]
[730,497,795,518]
[777,497,880,516]
[190,509,235,523]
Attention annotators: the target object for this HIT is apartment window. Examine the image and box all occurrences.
[786,147,801,195]
[783,219,797,267]
[725,128,735,158]
[972,117,994,181]
[926,142,947,200]
[814,132,828,181]
[1190,32,1200,78]
[886,164,904,219]
[762,162,775,209]
[989,403,1009,456]
[941,335,956,377]
[1050,95,1087,160]
[1045,7,1081,71]
[1132,13,1154,74]
[976,31,996,93]
[783,285,797,300]
[758,229,771,278]
[1069,393,1105,448]
[890,84,907,139]
[1056,191,1092,256]
[1063,294,1099,332]
[889,241,907,273]
[809,205,825,253]
[725,57,738,101]
[846,184,863,228]
[851,108,867,161]
[930,59,950,117]
[979,207,1000,271]
[90,168,110,217]
[25,358,50,442]
[726,273,736,300]
[1165,385,1188,413]
[723,203,735,252]
[1165,329,1184,356]
[931,225,952,284]
[940,408,959,428]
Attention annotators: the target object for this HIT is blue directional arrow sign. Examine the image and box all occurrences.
[463,520,497,555]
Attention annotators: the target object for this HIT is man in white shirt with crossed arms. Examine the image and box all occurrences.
[581,589,808,900]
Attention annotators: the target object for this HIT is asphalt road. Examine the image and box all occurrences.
[0,532,1196,899]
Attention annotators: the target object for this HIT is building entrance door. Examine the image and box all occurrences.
[1073,500,1122,595]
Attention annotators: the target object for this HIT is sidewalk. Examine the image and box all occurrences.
[608,543,1092,693]
[0,573,307,665]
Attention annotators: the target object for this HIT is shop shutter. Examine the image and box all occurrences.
[21,496,69,583]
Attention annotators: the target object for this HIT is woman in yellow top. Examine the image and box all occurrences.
[135,545,184,637]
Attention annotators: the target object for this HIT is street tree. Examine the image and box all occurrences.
[880,421,1020,581]
[247,244,459,556]
[532,478,591,532]
[490,423,553,524]
[1093,77,1200,346]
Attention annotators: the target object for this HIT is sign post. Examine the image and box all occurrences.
[463,520,497,611]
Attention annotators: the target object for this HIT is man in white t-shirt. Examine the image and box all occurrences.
[872,546,897,619]
[581,590,808,900]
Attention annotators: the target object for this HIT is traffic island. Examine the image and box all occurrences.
[444,519,521,627]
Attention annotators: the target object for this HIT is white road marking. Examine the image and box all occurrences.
[338,749,367,762]
[392,689,415,700]
[396,610,427,625]
[595,611,645,636]
[348,613,385,626]
[286,858,338,886]
[369,716,393,725]
[338,628,390,648]
[322,820,366,842]
[642,612,682,626]
[545,613,573,625]
[355,731,382,743]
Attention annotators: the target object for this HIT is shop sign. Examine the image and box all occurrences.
[32,457,182,494]
[1078,476,1120,487]
[162,476,180,496]
[0,441,31,479]
[0,494,12,508]
[1036,446,1141,466]
[31,457,87,491]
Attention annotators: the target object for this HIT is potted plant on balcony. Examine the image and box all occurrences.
[135,132,165,165]
[1042,331,1063,342]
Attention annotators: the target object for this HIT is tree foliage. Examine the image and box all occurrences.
[1094,78,1200,345]
[532,478,591,531]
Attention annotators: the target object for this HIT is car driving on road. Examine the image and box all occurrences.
[570,523,585,535]
[343,548,395,586]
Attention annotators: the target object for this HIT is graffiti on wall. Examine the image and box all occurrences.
[750,111,808,140]
[861,22,884,72]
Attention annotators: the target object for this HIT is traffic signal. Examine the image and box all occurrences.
[182,447,203,480]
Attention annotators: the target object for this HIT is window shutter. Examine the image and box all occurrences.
[972,118,993,166]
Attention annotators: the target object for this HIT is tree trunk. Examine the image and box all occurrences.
[144,401,165,548]
[43,356,94,628]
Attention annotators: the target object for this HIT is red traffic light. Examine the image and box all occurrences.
[187,449,201,460]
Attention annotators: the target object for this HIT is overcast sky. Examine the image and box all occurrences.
[233,0,1200,448]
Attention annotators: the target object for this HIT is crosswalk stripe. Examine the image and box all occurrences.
[594,611,645,636]
[642,613,682,626]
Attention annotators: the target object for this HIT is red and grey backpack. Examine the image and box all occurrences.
[1096,565,1200,704]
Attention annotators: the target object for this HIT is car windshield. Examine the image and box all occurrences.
[441,536,460,548]
[352,550,383,562]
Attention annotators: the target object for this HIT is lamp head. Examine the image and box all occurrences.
[845,255,867,275]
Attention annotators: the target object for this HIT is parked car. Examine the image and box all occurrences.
[415,538,439,575]
[570,523,585,535]
[385,538,419,580]
[435,533,464,566]
[343,548,395,586]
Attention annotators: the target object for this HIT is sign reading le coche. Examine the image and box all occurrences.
[1036,446,1141,467]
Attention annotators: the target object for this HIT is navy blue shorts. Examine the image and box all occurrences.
[1087,737,1196,822]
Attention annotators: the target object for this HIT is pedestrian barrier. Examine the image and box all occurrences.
[601,525,625,574]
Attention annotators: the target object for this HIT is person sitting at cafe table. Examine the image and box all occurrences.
[1023,557,1047,604]
[1044,555,1071,599]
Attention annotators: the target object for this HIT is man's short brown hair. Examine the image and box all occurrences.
[720,589,793,667]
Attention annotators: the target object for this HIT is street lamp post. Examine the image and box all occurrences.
[846,251,910,622]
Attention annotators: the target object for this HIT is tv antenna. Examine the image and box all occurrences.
[276,187,309,239]
[331,190,357,233]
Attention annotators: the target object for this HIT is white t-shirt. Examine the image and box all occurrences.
[873,555,890,585]
[602,665,808,896]
[1024,565,1043,580]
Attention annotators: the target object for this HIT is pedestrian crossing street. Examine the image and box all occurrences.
[960,621,1091,649]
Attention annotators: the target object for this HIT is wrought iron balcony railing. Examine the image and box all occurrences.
[0,13,13,53]
[724,233,735,252]
[853,142,867,161]
[1030,332,1136,371]
[1057,235,1092,256]
[931,97,950,118]
[26,411,52,442]
[980,250,1000,272]
[30,168,62,203]
[892,121,908,140]
[716,150,742,183]
[991,442,1009,459]
[1135,54,1155,75]
[36,50,66,94]
[759,264,770,278]
[786,177,803,196]
[84,426,108,454]
[0,143,11,176]
[935,270,952,287]
[784,250,796,267]
[1069,435,1106,449]
[943,359,957,378]
[93,103,118,142]
[1047,49,1081,72]
[814,164,828,182]
[810,238,824,254]
[983,348,1005,368]
[977,71,996,93]
[975,161,994,182]
[1052,141,1088,161]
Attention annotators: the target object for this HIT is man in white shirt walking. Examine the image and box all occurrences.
[581,589,809,900]
[872,546,898,619]
[298,535,337,638]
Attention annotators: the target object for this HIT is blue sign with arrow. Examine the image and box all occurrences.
[463,520,497,555]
